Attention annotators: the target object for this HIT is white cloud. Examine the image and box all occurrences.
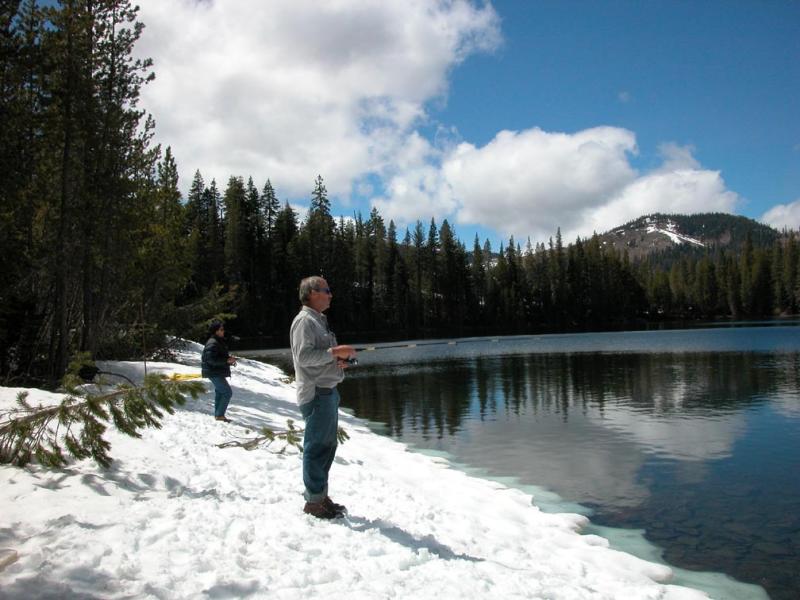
[376,130,741,242]
[655,142,701,171]
[373,163,458,225]
[583,161,740,241]
[288,203,308,225]
[761,199,800,231]
[447,127,639,241]
[134,0,500,199]
[617,90,632,104]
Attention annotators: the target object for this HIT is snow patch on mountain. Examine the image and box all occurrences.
[645,219,705,247]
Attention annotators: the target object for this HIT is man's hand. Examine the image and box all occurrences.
[332,345,356,359]
[332,345,356,368]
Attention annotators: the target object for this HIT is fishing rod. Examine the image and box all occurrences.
[351,333,551,353]
[238,333,546,366]
[343,340,474,366]
[346,333,546,364]
[353,338,501,353]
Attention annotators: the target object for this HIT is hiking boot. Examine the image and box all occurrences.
[323,496,347,514]
[215,416,232,422]
[304,501,343,520]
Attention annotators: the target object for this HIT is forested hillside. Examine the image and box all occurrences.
[599,213,779,262]
[1,1,798,385]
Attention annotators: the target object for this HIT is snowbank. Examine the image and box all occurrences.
[0,343,708,599]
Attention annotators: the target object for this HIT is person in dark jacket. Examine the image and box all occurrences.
[201,320,236,422]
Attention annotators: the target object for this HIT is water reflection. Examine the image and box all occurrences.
[337,350,800,600]
[341,352,792,440]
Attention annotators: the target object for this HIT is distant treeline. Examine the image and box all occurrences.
[179,172,800,350]
[635,233,799,320]
[1,2,798,385]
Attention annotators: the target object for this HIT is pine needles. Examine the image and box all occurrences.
[216,419,350,454]
[0,358,204,469]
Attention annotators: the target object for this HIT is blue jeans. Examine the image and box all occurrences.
[300,387,340,503]
[208,376,232,417]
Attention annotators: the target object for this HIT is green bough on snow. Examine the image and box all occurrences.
[216,419,350,454]
[0,355,205,468]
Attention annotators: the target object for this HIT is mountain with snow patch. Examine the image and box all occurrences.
[596,213,779,261]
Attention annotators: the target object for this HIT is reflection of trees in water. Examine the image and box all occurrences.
[339,352,797,439]
[341,365,474,439]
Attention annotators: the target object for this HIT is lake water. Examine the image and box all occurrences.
[249,324,800,599]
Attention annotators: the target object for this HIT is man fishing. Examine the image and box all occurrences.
[290,276,357,519]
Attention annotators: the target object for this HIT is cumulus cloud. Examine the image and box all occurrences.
[446,127,639,240]
[582,145,739,240]
[134,0,500,199]
[375,127,740,242]
[761,199,800,231]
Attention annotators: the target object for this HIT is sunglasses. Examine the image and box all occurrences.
[313,287,332,295]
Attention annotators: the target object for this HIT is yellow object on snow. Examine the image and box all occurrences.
[168,373,203,380]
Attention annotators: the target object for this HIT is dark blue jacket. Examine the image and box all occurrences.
[201,336,231,378]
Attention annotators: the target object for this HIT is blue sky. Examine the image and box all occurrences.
[133,0,799,247]
[443,1,799,212]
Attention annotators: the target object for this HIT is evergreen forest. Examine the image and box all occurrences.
[2,1,799,385]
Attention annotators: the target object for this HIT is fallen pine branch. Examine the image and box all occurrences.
[0,355,205,468]
[216,419,350,454]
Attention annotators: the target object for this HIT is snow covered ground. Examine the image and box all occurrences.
[0,343,748,599]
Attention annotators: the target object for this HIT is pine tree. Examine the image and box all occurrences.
[184,170,208,292]
[327,216,356,331]
[471,235,487,324]
[438,220,465,330]
[301,175,336,276]
[410,221,425,333]
[205,179,225,285]
[368,207,388,329]
[739,232,754,315]
[1,0,163,379]
[223,176,247,286]
[781,233,798,314]
[548,230,567,326]
[384,220,399,324]
[482,239,499,328]
[725,253,742,317]
[385,220,409,330]
[796,241,800,309]
[0,0,46,378]
[271,202,299,332]
[260,179,281,318]
[309,174,330,214]
[651,269,672,315]
[693,256,717,316]
[245,177,263,294]
[750,248,772,316]
[261,179,280,239]
[351,212,370,326]
[770,240,784,313]
[397,228,414,333]
[129,147,190,355]
[425,218,440,325]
